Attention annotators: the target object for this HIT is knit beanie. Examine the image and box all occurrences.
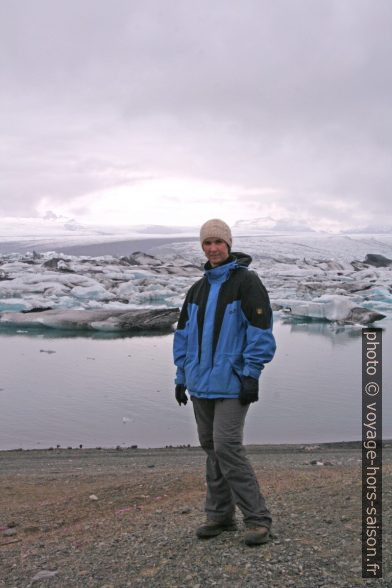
[200,218,232,249]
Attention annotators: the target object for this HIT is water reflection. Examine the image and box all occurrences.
[0,319,390,449]
[281,317,388,341]
[0,326,173,340]
[1,312,389,341]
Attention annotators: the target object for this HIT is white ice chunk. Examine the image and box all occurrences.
[0,298,31,312]
[71,284,115,301]
[1,234,391,327]
[364,287,392,303]
[282,294,356,321]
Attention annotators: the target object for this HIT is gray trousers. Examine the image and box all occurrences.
[191,397,272,529]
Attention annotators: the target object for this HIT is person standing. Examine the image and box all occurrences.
[173,219,276,546]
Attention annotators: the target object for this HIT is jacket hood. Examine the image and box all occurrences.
[203,251,252,272]
[231,251,252,267]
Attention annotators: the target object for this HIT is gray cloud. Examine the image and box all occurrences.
[0,0,391,228]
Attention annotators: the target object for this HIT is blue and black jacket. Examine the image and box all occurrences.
[173,252,276,398]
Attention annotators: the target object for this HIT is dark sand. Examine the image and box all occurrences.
[0,442,390,587]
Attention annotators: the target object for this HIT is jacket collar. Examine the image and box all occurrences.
[204,251,252,273]
[204,257,237,283]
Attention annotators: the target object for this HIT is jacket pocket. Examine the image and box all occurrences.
[207,354,243,394]
[227,354,244,381]
[184,354,198,389]
[231,365,242,385]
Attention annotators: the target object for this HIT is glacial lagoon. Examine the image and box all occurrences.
[1,319,390,450]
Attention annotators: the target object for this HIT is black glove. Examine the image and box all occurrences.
[175,384,188,406]
[239,376,259,406]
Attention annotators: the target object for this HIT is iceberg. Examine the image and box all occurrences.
[0,232,391,332]
[280,294,385,324]
[71,284,116,301]
[364,254,392,267]
[0,250,201,320]
[0,308,180,332]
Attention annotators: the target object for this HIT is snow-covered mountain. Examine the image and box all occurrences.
[232,217,317,234]
[341,224,392,235]
[0,216,198,252]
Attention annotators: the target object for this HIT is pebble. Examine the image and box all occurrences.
[3,528,17,537]
[302,445,321,451]
[350,566,362,573]
[29,570,58,584]
[24,526,40,533]
[2,444,390,588]
[89,494,99,501]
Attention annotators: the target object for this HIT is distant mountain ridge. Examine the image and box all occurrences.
[233,217,392,235]
[232,217,316,233]
[2,215,391,242]
[341,225,392,235]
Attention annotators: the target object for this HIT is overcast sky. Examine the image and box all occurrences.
[1,0,391,231]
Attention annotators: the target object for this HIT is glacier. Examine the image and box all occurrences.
[0,307,180,332]
[0,234,391,331]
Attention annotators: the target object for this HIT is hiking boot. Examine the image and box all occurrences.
[243,526,270,546]
[196,519,237,539]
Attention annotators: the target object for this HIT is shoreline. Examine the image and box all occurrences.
[1,439,391,459]
[0,438,385,454]
[1,440,390,586]
[0,438,392,455]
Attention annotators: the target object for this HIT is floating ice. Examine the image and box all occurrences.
[0,233,391,331]
[71,284,116,301]
[280,294,356,321]
[280,294,385,324]
[0,298,29,312]
[0,308,180,332]
[364,253,392,267]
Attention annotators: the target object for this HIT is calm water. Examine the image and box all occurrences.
[0,320,390,450]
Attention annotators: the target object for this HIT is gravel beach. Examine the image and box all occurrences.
[0,442,390,587]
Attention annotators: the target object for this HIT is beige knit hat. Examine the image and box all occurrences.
[200,218,232,248]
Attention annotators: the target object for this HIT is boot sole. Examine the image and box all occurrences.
[244,531,271,546]
[196,524,237,538]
